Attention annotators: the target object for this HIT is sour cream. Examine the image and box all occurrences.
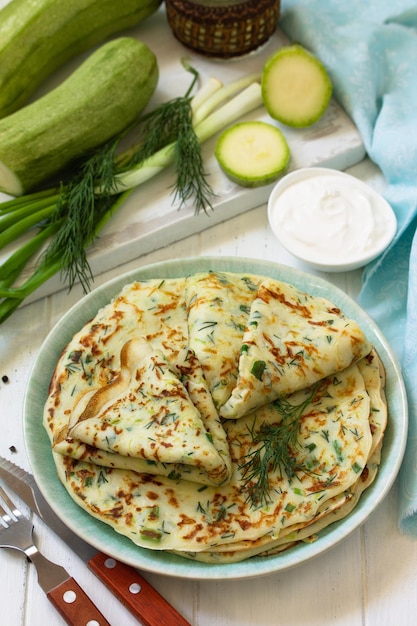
[267,168,397,272]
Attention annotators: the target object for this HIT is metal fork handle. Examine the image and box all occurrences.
[29,548,111,626]
[27,546,72,592]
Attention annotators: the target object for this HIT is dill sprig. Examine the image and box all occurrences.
[123,62,214,214]
[173,104,214,214]
[239,384,320,507]
[126,94,192,165]
[44,140,120,291]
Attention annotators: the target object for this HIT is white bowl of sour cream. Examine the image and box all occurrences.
[267,167,397,272]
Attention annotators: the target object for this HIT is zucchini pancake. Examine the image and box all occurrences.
[43,271,387,563]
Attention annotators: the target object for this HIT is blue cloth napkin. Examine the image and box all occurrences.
[279,0,417,534]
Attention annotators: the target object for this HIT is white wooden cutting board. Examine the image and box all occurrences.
[1,7,366,303]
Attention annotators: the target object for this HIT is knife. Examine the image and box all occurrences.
[0,456,191,626]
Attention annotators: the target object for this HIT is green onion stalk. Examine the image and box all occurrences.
[0,67,262,323]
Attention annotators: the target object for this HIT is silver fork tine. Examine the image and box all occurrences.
[0,485,35,552]
[0,484,111,626]
[0,484,20,522]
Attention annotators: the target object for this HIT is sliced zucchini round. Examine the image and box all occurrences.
[215,121,290,188]
[262,44,333,128]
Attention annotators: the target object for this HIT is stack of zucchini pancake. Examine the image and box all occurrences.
[44,270,387,563]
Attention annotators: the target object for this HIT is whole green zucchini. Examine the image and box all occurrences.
[0,0,162,118]
[0,37,158,196]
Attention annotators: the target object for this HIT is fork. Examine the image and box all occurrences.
[0,484,111,626]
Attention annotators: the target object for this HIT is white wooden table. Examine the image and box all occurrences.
[1,157,416,626]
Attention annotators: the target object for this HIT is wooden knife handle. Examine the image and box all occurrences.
[88,551,191,626]
[47,577,111,626]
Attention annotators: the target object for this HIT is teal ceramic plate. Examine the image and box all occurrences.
[24,257,408,580]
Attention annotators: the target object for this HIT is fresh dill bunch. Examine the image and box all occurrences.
[36,62,214,294]
[122,62,214,215]
[239,384,320,508]
[44,140,121,292]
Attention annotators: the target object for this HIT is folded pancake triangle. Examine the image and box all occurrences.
[53,338,232,486]
[184,271,263,409]
[220,278,373,419]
